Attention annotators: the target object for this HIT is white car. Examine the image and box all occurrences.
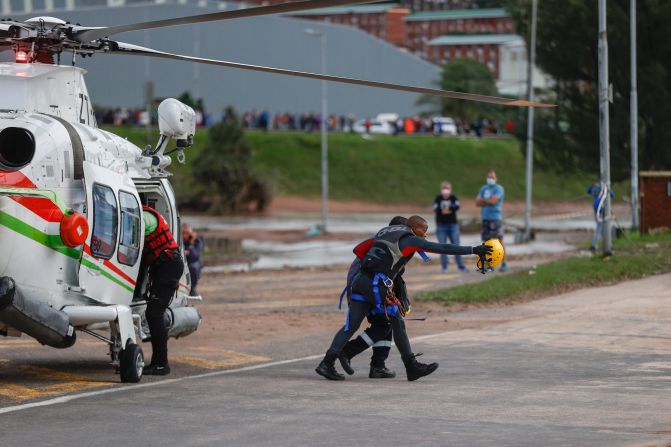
[432,117,458,136]
[352,119,396,135]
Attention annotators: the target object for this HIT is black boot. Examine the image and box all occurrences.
[369,365,396,379]
[338,352,354,375]
[143,364,171,376]
[402,354,438,382]
[315,352,345,381]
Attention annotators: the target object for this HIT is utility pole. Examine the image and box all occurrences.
[305,28,329,233]
[523,0,538,242]
[598,0,613,255]
[630,0,639,231]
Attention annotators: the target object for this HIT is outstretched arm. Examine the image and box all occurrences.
[399,235,473,256]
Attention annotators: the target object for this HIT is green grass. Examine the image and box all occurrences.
[420,231,671,306]
[104,127,627,205]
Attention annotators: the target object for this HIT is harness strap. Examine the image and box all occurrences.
[338,285,348,310]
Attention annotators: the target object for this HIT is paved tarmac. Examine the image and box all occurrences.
[1,274,670,446]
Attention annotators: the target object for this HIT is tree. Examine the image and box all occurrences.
[506,0,671,180]
[417,58,507,122]
[190,107,271,213]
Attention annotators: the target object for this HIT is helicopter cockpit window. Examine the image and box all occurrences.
[91,183,118,260]
[118,191,141,267]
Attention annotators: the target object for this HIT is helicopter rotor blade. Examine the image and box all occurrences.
[72,0,377,43]
[108,42,555,108]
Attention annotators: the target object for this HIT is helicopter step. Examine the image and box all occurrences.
[0,276,76,349]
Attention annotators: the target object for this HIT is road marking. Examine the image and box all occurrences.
[172,350,270,370]
[0,330,456,415]
[0,366,114,402]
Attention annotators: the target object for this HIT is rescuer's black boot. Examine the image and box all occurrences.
[338,352,354,375]
[340,338,368,375]
[369,366,396,379]
[315,351,345,381]
[402,354,438,382]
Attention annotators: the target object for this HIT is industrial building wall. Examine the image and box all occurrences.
[11,3,441,118]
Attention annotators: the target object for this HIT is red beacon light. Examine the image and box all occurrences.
[15,50,29,63]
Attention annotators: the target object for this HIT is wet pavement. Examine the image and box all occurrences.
[1,274,670,447]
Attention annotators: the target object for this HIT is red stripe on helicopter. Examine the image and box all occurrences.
[0,171,64,222]
[83,244,137,287]
[1,172,138,288]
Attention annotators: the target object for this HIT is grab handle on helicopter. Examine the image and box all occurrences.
[0,186,74,215]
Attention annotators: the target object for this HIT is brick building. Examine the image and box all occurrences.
[640,171,671,233]
[291,3,410,46]
[405,8,513,57]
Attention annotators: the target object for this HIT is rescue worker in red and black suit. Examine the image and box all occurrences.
[336,216,410,379]
[141,205,184,375]
[316,215,492,381]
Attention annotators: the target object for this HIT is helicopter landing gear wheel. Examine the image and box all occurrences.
[119,341,144,383]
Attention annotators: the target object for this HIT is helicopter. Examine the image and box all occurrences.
[0,0,552,384]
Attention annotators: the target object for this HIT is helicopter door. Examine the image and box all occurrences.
[80,161,143,305]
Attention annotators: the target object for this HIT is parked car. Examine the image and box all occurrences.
[352,119,395,135]
[432,117,458,136]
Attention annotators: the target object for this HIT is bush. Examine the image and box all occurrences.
[189,107,272,213]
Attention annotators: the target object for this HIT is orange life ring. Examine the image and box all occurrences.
[60,212,89,247]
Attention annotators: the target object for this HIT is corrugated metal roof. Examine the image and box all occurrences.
[428,33,522,46]
[406,8,509,22]
[292,2,400,16]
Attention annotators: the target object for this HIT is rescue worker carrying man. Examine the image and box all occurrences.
[141,205,184,376]
[316,215,492,381]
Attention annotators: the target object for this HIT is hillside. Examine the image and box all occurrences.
[106,127,623,206]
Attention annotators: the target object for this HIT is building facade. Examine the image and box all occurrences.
[405,8,513,58]
[291,3,410,46]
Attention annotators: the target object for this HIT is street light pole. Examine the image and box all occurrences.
[523,0,538,242]
[630,0,639,231]
[305,28,329,233]
[598,0,613,255]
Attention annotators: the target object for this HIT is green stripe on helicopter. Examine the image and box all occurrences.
[0,210,134,293]
[80,257,135,293]
[0,210,80,259]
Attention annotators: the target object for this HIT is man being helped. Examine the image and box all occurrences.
[337,216,410,379]
[141,205,184,375]
[316,215,492,381]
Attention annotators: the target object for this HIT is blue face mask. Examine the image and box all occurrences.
[487,178,496,186]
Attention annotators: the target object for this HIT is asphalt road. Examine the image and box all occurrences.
[1,274,670,447]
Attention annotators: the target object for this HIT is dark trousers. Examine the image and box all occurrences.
[187,262,201,296]
[146,254,184,366]
[329,300,413,359]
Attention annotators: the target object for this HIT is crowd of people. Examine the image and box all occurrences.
[95,106,515,137]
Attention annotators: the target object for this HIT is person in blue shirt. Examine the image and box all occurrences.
[587,181,614,252]
[475,170,507,272]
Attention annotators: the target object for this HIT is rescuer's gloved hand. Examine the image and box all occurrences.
[472,244,493,257]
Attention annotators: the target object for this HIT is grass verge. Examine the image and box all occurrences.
[420,231,671,306]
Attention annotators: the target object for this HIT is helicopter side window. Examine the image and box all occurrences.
[91,183,118,260]
[118,191,141,267]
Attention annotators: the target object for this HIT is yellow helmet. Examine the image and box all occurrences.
[475,239,505,269]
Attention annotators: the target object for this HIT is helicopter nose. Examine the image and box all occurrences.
[0,127,35,171]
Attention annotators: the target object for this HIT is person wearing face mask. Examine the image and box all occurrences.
[475,170,507,272]
[315,215,492,382]
[433,181,467,273]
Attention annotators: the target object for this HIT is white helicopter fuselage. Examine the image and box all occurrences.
[0,62,195,352]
